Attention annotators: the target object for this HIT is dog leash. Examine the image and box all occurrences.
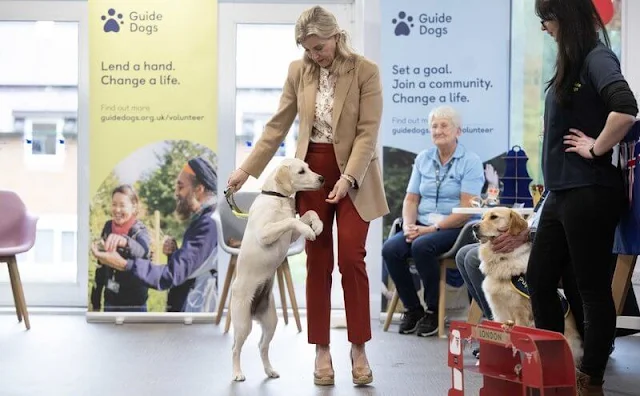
[224,187,249,220]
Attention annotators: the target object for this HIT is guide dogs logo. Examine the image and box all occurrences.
[101,8,162,35]
[392,11,452,38]
[102,8,124,33]
[392,11,414,36]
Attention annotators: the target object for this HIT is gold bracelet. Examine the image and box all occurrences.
[340,174,355,188]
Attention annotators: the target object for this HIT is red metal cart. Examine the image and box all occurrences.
[448,320,577,395]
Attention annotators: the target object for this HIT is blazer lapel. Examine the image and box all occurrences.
[303,76,317,134]
[331,61,356,134]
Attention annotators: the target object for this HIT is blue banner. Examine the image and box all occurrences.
[379,1,513,311]
[380,0,511,161]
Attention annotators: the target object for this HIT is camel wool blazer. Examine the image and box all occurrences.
[240,55,389,222]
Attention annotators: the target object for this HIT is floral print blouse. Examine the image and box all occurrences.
[311,67,336,143]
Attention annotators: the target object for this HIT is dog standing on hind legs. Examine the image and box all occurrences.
[230,158,325,382]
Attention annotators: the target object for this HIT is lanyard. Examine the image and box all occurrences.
[435,160,454,209]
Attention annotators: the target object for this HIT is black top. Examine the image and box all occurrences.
[92,219,151,309]
[542,41,626,191]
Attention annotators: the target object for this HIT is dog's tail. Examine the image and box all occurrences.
[250,276,275,316]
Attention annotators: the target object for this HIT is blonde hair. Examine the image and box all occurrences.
[428,105,462,129]
[295,6,356,78]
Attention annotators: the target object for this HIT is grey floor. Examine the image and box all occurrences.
[1,313,639,396]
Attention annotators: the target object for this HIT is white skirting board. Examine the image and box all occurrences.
[617,316,640,330]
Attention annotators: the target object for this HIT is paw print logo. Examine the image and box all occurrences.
[102,8,124,33]
[392,11,414,37]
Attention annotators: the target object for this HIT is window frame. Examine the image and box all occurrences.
[25,117,63,154]
[0,1,89,308]
[218,2,359,314]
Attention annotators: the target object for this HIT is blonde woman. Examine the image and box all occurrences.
[227,5,388,386]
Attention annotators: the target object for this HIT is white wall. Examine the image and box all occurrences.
[0,21,77,85]
[622,0,640,101]
[356,0,473,317]
[355,0,383,318]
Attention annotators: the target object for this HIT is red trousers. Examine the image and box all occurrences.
[296,143,371,345]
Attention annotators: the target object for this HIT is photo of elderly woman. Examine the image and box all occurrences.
[90,184,151,312]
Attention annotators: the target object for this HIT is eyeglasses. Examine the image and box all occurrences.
[539,16,555,27]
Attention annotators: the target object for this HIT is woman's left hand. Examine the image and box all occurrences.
[564,128,596,159]
[326,178,351,204]
[104,234,127,252]
[404,225,433,242]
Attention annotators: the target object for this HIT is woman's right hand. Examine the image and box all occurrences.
[403,224,420,242]
[163,237,178,256]
[227,168,250,191]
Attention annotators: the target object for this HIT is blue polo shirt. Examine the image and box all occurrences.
[407,144,485,225]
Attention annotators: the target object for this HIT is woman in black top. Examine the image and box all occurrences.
[90,185,151,312]
[528,0,638,394]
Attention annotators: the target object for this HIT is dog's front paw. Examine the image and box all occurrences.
[300,210,319,224]
[232,372,246,382]
[310,218,323,236]
[265,367,280,379]
[300,210,323,236]
[300,225,317,241]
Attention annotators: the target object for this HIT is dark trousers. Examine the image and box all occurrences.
[296,143,371,345]
[526,185,625,380]
[382,225,461,311]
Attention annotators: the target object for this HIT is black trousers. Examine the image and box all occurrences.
[526,185,625,380]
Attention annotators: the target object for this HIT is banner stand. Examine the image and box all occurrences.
[85,312,217,325]
[86,0,219,321]
[379,0,512,312]
[85,310,320,326]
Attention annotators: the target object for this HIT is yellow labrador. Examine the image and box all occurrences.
[230,158,324,382]
[473,207,583,365]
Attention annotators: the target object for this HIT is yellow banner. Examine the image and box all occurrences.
[89,0,217,194]
[88,0,218,313]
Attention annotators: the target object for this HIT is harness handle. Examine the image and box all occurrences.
[224,187,249,220]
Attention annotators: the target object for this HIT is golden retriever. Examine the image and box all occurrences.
[230,158,325,382]
[473,207,583,365]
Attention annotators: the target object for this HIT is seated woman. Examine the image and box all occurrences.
[382,105,484,337]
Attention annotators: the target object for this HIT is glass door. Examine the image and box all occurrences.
[0,1,88,307]
[218,2,355,311]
